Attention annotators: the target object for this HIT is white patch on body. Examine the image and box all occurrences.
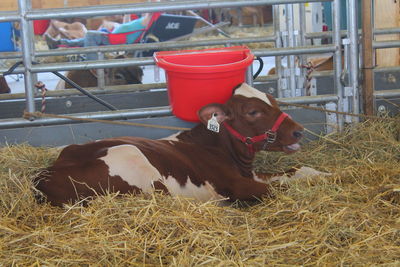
[100,144,161,193]
[100,145,225,202]
[162,176,224,202]
[234,83,271,106]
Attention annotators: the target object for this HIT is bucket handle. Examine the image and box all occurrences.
[253,56,264,80]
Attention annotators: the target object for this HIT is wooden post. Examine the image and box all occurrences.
[374,0,400,67]
[361,0,374,115]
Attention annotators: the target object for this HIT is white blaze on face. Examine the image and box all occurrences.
[162,176,224,202]
[234,83,271,106]
[100,144,161,193]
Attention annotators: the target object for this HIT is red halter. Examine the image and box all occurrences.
[222,112,289,155]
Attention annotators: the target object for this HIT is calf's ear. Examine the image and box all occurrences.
[198,103,230,125]
[266,93,279,107]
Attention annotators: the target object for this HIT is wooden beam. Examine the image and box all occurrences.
[0,0,146,11]
[374,0,400,67]
[362,0,374,115]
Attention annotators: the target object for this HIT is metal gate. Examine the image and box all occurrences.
[0,0,399,146]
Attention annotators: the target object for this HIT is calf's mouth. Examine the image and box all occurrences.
[283,143,301,154]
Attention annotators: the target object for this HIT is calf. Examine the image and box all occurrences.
[0,76,11,94]
[56,64,143,89]
[34,83,304,206]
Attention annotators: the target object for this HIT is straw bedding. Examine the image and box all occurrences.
[187,26,275,50]
[0,118,399,266]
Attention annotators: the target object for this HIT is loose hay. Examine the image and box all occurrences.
[0,119,399,266]
[187,26,275,50]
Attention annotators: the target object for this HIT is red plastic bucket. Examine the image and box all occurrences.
[154,46,254,122]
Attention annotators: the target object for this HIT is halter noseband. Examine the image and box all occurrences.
[222,112,289,155]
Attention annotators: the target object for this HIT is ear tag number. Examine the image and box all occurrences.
[207,113,220,133]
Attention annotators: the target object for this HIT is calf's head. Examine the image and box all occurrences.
[198,83,303,155]
[108,66,143,85]
[105,55,144,86]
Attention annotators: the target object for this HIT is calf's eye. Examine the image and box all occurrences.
[248,110,259,116]
[114,73,124,80]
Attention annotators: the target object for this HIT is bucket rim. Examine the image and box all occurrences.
[154,45,250,57]
[154,46,254,73]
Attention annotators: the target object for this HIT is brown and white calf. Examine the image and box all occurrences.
[35,83,304,206]
[56,55,143,90]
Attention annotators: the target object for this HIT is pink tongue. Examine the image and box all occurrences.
[286,143,300,151]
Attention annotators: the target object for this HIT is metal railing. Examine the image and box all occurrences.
[0,0,398,132]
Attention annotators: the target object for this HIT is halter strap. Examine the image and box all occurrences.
[222,112,289,155]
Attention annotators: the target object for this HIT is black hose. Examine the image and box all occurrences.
[253,56,264,80]
[51,71,117,111]
[3,61,24,76]
[3,61,118,111]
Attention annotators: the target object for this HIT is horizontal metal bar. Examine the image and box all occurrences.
[0,11,19,22]
[373,66,400,73]
[0,92,339,129]
[1,45,337,74]
[0,57,154,74]
[0,51,21,60]
[0,83,167,100]
[373,40,400,49]
[2,31,343,61]
[34,35,276,58]
[311,66,400,76]
[1,44,334,69]
[374,89,400,98]
[277,94,338,105]
[305,30,348,39]
[374,27,400,35]
[25,0,331,20]
[0,107,172,129]
[0,35,276,62]
[253,44,336,57]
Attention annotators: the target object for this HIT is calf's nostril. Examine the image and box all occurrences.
[293,131,303,139]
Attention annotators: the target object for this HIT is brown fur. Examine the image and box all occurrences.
[35,84,303,206]
[0,76,11,94]
[59,55,144,89]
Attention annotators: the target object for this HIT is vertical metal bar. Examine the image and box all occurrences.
[237,7,243,27]
[361,0,374,115]
[273,4,283,98]
[97,52,106,89]
[286,4,297,97]
[348,0,360,122]
[18,0,36,117]
[299,3,307,96]
[298,4,307,53]
[332,0,344,130]
[246,64,254,86]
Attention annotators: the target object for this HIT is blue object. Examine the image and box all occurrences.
[323,0,362,30]
[0,22,16,52]
[146,14,197,42]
